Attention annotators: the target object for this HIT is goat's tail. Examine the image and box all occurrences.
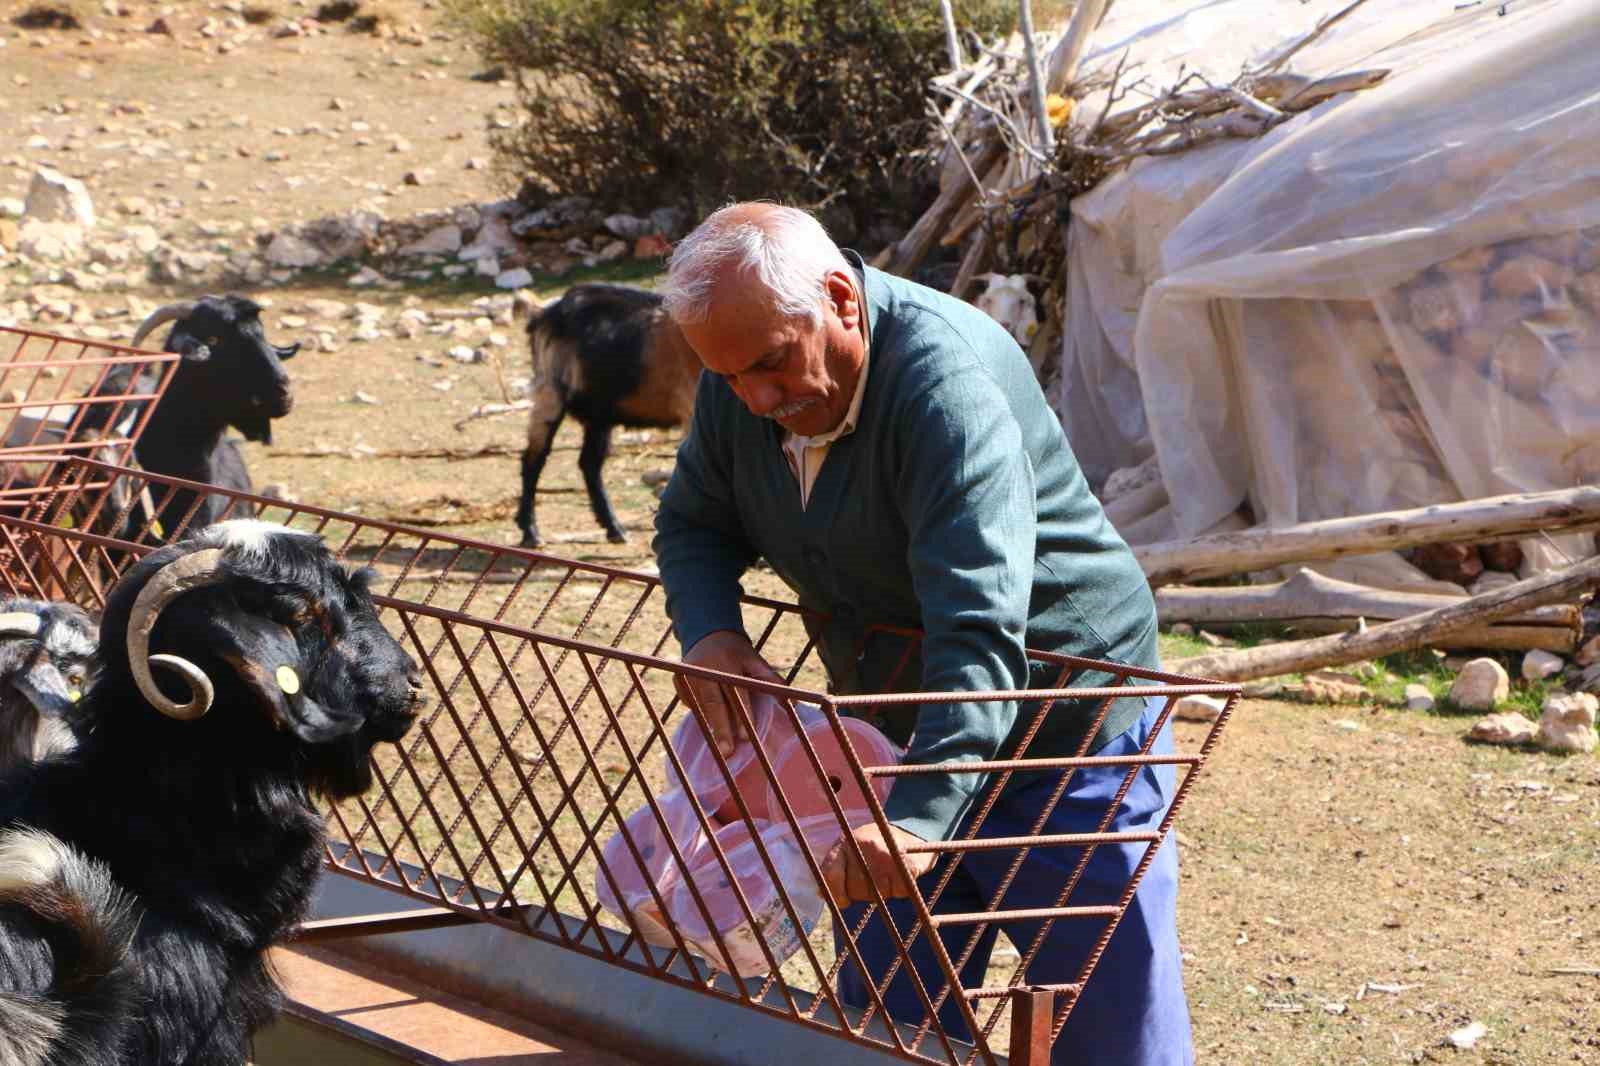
[0,828,140,1066]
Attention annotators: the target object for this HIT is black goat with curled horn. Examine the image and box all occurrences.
[88,295,300,540]
[0,519,425,1065]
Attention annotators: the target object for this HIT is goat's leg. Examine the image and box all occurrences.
[516,407,565,549]
[579,422,627,543]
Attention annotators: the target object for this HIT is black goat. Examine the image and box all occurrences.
[0,519,424,1064]
[0,598,97,773]
[515,284,701,547]
[91,295,300,539]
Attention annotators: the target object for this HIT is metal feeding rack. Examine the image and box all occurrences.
[0,457,1238,1066]
[0,326,177,527]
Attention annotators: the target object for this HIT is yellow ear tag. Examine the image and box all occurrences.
[275,665,301,695]
[68,689,81,703]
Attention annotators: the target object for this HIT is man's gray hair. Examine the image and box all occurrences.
[662,204,851,328]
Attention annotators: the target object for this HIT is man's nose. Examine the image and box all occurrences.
[738,380,783,417]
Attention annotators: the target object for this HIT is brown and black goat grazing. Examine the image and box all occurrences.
[0,519,424,1065]
[0,598,96,773]
[515,284,701,548]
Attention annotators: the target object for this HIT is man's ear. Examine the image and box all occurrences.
[824,270,861,330]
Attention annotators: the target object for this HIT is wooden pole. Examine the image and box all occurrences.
[1168,553,1600,682]
[1019,0,1055,156]
[939,0,963,73]
[1136,486,1600,587]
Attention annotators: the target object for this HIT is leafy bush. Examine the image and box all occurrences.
[450,0,1014,243]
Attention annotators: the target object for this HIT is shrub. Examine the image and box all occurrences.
[450,0,1014,243]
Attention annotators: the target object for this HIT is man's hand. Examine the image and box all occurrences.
[820,823,937,908]
[676,630,784,756]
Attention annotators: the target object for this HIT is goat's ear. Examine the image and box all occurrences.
[13,660,77,718]
[167,327,213,363]
[215,615,363,743]
[273,342,301,361]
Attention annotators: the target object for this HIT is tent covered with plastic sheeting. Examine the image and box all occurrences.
[1049,0,1596,587]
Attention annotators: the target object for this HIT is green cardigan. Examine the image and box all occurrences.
[654,256,1158,841]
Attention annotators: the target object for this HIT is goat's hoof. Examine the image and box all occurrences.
[519,532,541,549]
[606,529,629,545]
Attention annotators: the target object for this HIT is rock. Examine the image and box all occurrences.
[1521,649,1565,681]
[1448,658,1509,712]
[474,256,500,278]
[446,345,481,364]
[24,168,96,229]
[1171,694,1226,723]
[300,298,349,320]
[1575,634,1600,667]
[398,223,462,257]
[258,482,298,504]
[1468,570,1519,596]
[402,169,431,186]
[0,199,25,219]
[348,391,380,405]
[597,238,628,262]
[1447,1022,1487,1051]
[1538,691,1598,754]
[459,212,518,263]
[125,225,160,254]
[347,266,386,287]
[1404,683,1435,712]
[649,205,688,239]
[633,233,671,259]
[264,232,324,268]
[1468,712,1536,746]
[1303,671,1368,704]
[495,267,533,290]
[0,219,17,252]
[603,213,652,240]
[465,157,487,171]
[17,219,85,260]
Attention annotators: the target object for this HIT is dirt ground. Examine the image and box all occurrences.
[2,2,1597,1062]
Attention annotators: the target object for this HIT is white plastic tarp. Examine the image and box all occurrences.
[1055,0,1595,575]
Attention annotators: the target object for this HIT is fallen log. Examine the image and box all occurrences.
[1156,568,1579,629]
[1136,486,1600,586]
[1168,552,1600,682]
[1201,619,1576,655]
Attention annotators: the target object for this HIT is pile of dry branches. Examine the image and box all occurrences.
[881,0,1390,388]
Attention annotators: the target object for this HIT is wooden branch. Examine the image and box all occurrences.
[1231,619,1578,655]
[1168,552,1600,682]
[1018,0,1055,156]
[1155,568,1578,628]
[1137,486,1600,587]
[939,0,962,72]
[886,140,1005,276]
[1045,0,1110,94]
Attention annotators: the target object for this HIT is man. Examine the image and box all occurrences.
[653,202,1191,1065]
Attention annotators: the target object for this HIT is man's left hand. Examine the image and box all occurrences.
[820,823,937,908]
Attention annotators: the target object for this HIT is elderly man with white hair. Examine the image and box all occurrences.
[652,202,1190,1065]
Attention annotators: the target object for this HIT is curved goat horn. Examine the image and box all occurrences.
[0,612,42,637]
[130,302,198,350]
[126,548,229,720]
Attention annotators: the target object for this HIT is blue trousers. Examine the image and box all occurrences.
[836,696,1193,1065]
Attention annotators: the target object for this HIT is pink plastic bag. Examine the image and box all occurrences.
[594,790,707,948]
[763,715,901,827]
[666,815,843,977]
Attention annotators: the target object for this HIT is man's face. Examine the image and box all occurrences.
[679,267,865,438]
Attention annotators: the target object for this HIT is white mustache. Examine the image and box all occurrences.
[769,398,818,420]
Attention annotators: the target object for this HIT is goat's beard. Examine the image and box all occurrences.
[233,411,274,444]
[301,731,384,800]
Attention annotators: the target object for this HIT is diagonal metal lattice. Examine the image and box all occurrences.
[0,455,1237,1066]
